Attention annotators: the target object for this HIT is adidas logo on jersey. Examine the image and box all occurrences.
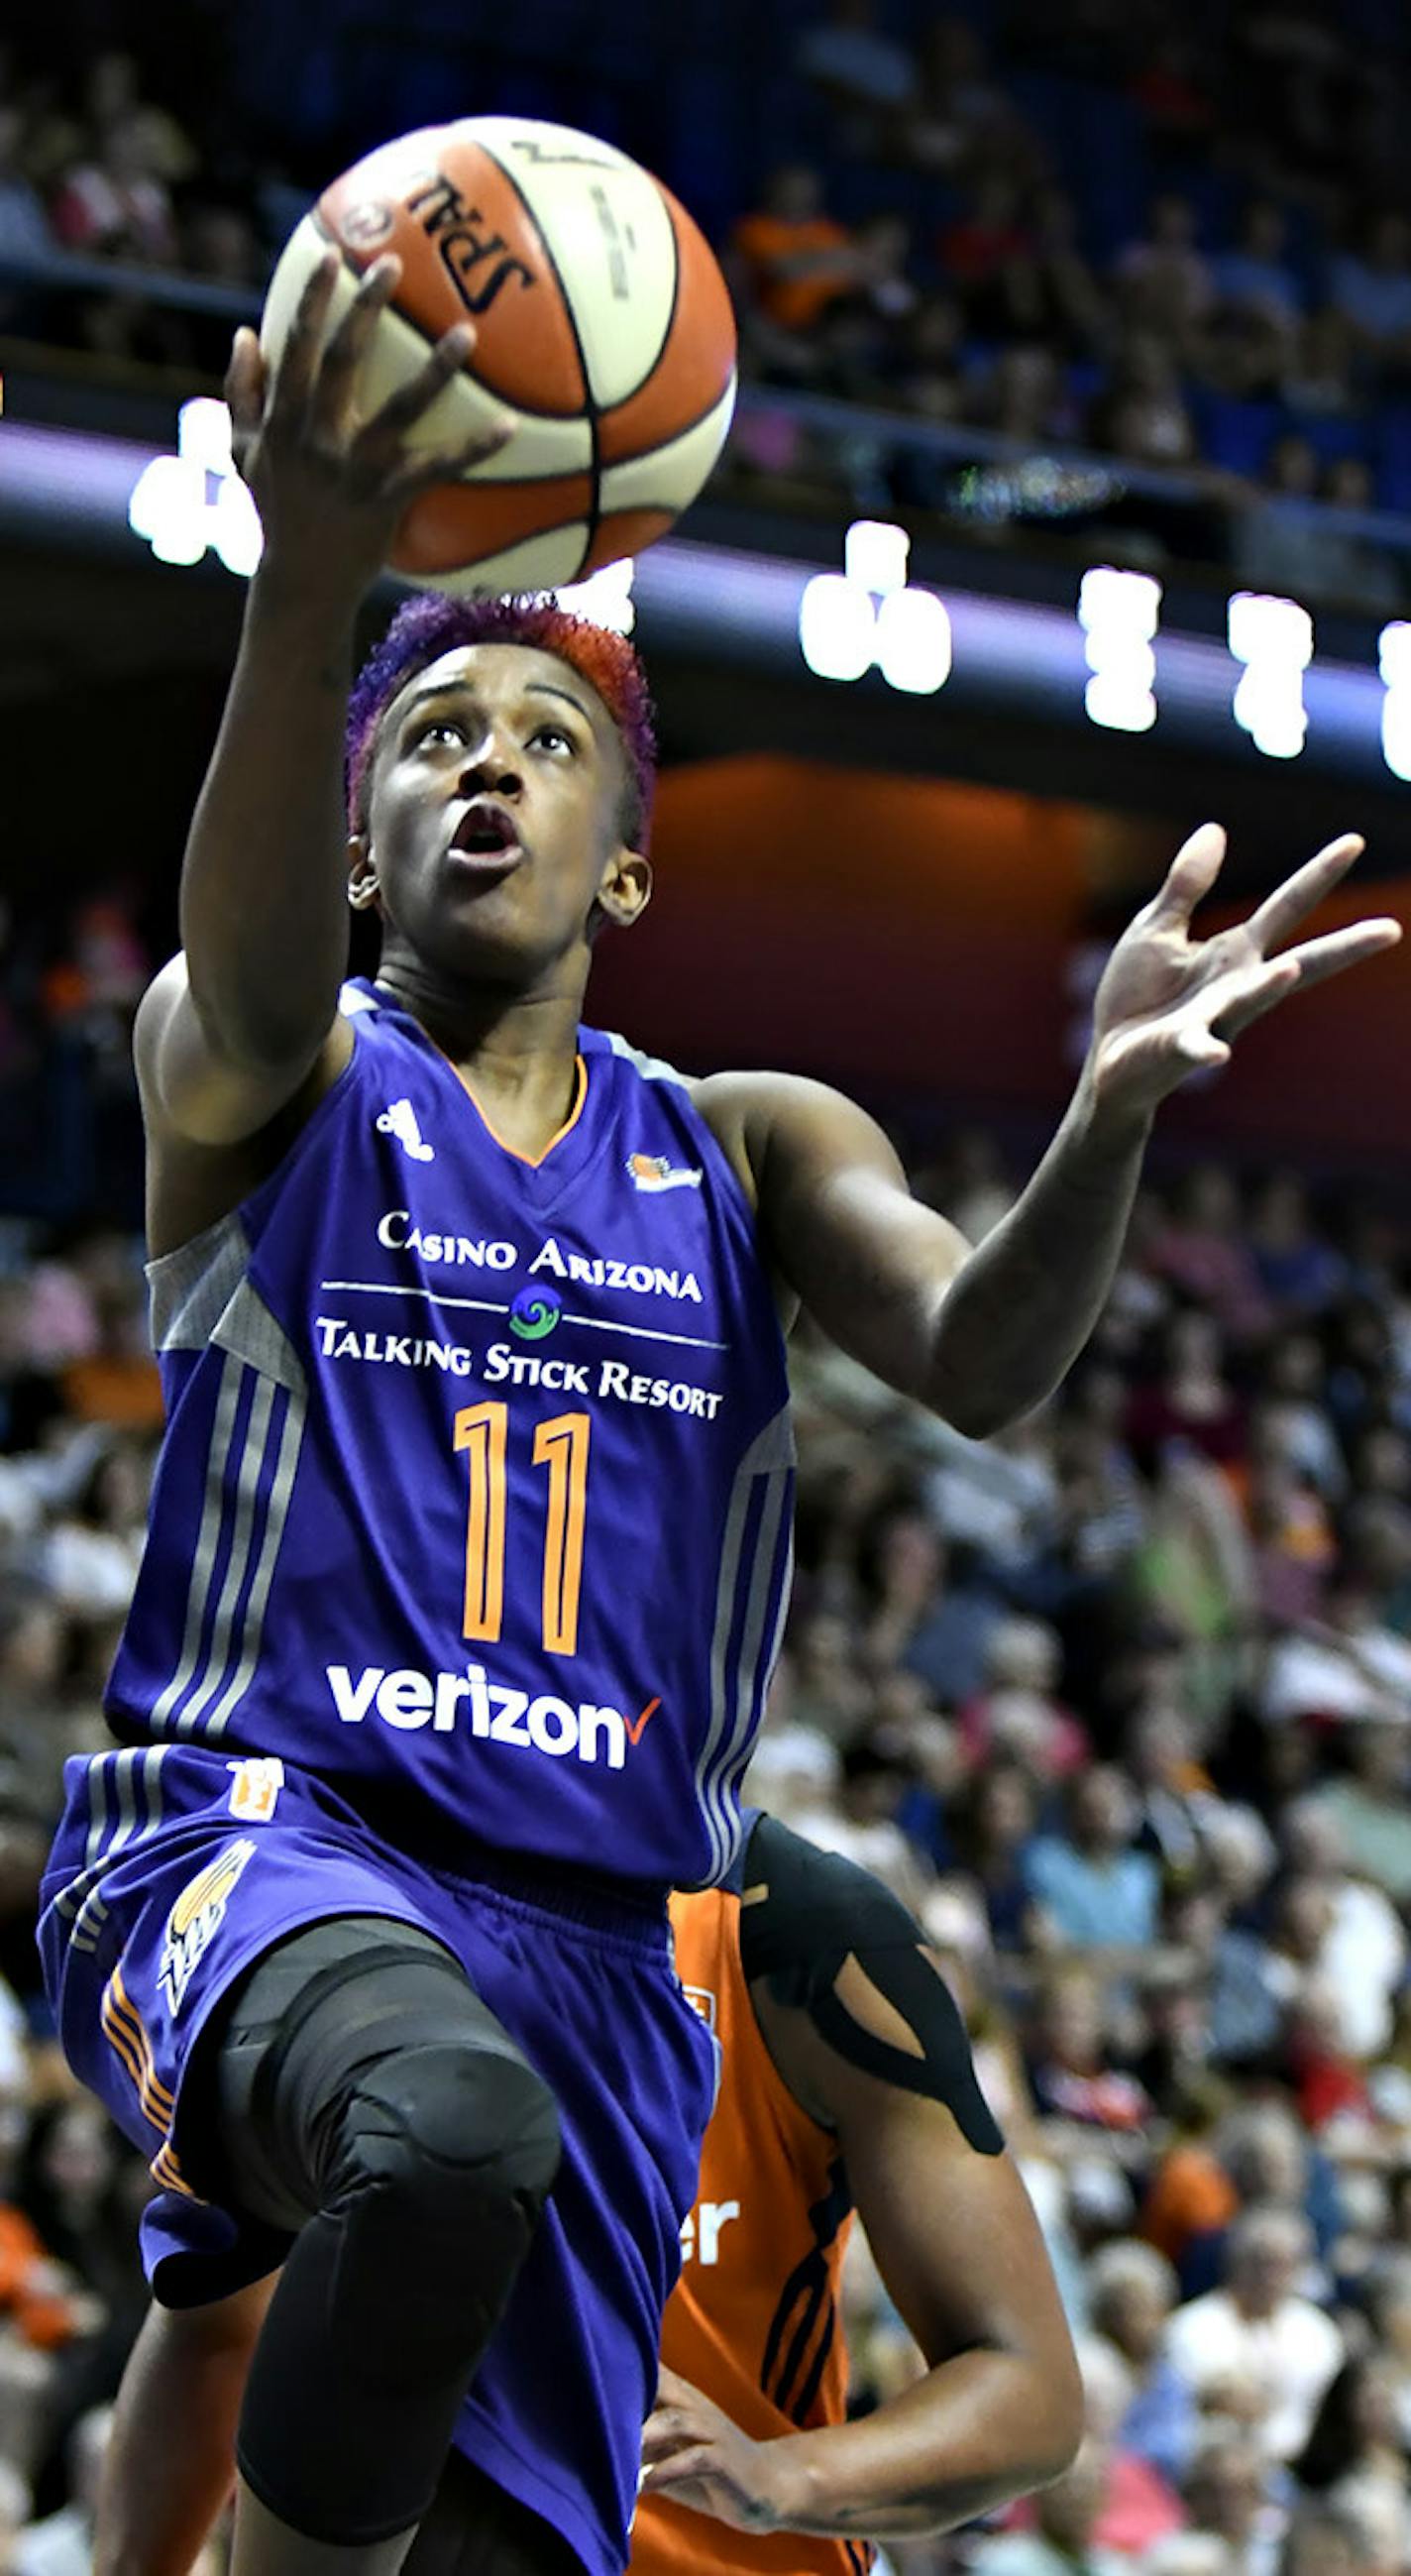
[376,1098,434,1161]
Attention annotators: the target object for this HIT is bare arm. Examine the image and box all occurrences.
[708,826,1398,1438]
[642,2018,1081,2539]
[139,252,506,1150]
[94,2280,274,2576]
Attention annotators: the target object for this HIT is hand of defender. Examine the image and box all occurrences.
[639,2367,799,2534]
[224,249,511,595]
[1085,825,1401,1123]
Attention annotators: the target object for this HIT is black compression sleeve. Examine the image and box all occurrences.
[739,1814,1004,2156]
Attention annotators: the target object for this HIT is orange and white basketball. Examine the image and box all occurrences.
[260,116,737,593]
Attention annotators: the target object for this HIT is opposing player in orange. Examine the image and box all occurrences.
[638,1813,1080,2570]
[95,1813,1080,2576]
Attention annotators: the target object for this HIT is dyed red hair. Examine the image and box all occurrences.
[345,594,657,846]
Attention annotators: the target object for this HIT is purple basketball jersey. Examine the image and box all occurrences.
[107,983,794,1889]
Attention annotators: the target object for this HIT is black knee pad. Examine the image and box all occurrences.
[327,2040,561,2382]
[209,1919,562,2545]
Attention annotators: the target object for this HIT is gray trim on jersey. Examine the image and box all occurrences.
[56,1745,170,1956]
[212,1279,306,1398]
[148,1320,307,1742]
[603,1031,690,1088]
[340,980,379,1017]
[148,1212,250,1353]
[171,1372,307,1740]
[199,1386,305,1738]
[150,1352,245,1733]
[695,1403,797,1885]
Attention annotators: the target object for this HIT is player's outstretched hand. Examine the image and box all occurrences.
[1085,826,1401,1123]
[640,2366,801,2533]
[223,250,512,598]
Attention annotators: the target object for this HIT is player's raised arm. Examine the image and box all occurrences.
[137,253,508,1150]
[706,824,1399,1437]
[640,1829,1082,2539]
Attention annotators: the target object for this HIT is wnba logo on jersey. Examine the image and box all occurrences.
[625,1152,703,1193]
[157,1840,257,2016]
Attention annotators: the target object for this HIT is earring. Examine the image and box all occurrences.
[349,878,379,911]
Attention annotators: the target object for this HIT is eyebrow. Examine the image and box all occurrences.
[393,678,595,733]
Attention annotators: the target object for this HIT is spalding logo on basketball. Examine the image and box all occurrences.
[261,116,738,594]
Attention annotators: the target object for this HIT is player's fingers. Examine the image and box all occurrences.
[639,2446,716,2492]
[640,2416,695,2466]
[1144,822,1228,929]
[267,247,342,418]
[312,254,401,421]
[361,321,480,449]
[1276,916,1402,990]
[383,418,516,503]
[1207,953,1302,1038]
[224,326,266,441]
[1246,834,1366,953]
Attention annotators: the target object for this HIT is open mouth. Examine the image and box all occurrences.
[451,802,521,858]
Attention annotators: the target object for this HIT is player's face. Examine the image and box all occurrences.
[356,644,649,986]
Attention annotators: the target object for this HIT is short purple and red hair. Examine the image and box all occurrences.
[345,594,658,847]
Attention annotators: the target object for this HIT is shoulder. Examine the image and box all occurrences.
[692,1068,905,1208]
[740,1811,926,1990]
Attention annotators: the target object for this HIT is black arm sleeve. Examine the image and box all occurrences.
[738,1814,1004,2157]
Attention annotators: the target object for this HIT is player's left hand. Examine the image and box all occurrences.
[639,2366,799,2533]
[1085,825,1400,1122]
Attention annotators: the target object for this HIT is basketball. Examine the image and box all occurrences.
[260,115,737,594]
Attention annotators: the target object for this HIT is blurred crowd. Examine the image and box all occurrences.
[754,1134,1411,2576]
[11,6,1411,597]
[3,1102,1411,2567]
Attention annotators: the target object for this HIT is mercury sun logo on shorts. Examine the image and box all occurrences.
[157,1839,258,2016]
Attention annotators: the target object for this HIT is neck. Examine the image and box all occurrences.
[375,958,589,1160]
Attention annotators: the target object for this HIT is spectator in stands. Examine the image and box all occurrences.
[1127,1309,1248,1476]
[0,104,52,275]
[1024,1967,1154,2140]
[1328,212,1411,372]
[728,163,863,375]
[1007,184,1110,355]
[900,17,1023,181]
[1179,2429,1272,2575]
[1024,1767,1161,1955]
[1280,2499,1387,2576]
[1239,439,1400,611]
[1279,303,1360,420]
[51,112,176,265]
[1145,1170,1270,1344]
[1091,331,1201,470]
[1163,2207,1344,2463]
[794,0,916,154]
[1291,2355,1411,2546]
[938,172,1034,339]
[1213,202,1304,344]
[1116,193,1215,355]
[946,1760,1040,1953]
[1248,1176,1347,1319]
[1303,1719,1411,1907]
[1087,2239,1199,2491]
[958,1616,1089,1781]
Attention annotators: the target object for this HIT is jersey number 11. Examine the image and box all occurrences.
[454,1403,591,1658]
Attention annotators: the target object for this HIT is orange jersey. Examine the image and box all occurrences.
[630,1873,869,2576]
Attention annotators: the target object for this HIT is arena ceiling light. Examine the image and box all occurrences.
[799,520,952,696]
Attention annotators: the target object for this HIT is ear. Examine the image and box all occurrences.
[347,832,381,914]
[594,846,653,934]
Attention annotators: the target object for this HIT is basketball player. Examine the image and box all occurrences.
[94,1813,1081,2576]
[38,246,1397,2576]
